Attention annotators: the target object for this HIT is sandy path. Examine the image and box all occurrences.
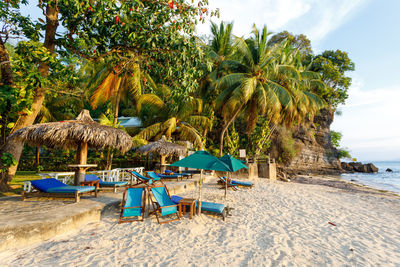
[1,179,399,266]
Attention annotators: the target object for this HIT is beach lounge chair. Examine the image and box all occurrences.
[21,178,97,203]
[128,170,162,186]
[171,195,231,221]
[164,170,192,179]
[119,187,146,223]
[221,176,254,188]
[149,185,180,224]
[147,171,182,181]
[85,174,128,193]
[217,177,238,191]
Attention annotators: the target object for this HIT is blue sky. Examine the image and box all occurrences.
[197,0,400,161]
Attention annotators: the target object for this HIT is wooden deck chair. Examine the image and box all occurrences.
[119,187,146,223]
[128,170,162,186]
[147,171,182,181]
[217,176,238,191]
[149,185,180,224]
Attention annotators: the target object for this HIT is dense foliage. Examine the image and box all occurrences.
[0,1,355,189]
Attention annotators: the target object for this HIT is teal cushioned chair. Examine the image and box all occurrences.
[150,185,180,224]
[119,187,146,223]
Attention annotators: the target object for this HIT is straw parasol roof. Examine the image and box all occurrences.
[136,136,186,157]
[8,110,132,153]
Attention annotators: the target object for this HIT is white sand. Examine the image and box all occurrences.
[1,179,400,266]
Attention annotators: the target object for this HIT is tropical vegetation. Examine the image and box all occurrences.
[0,0,354,191]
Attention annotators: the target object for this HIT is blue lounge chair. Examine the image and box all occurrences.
[119,187,146,223]
[85,174,128,193]
[149,185,180,224]
[222,176,254,188]
[164,170,192,179]
[218,177,238,191]
[128,170,162,186]
[22,178,97,202]
[171,195,231,221]
[147,171,182,181]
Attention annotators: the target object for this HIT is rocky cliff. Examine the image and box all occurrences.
[270,108,342,175]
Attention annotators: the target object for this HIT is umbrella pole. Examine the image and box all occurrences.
[225,172,228,200]
[74,142,88,185]
[198,169,203,215]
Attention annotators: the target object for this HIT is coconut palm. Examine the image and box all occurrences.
[215,25,324,156]
[87,57,141,169]
[198,21,235,103]
[134,76,212,149]
[215,25,292,155]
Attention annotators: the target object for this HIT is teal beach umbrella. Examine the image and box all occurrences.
[170,151,231,213]
[219,154,248,172]
[170,151,231,171]
[219,154,248,199]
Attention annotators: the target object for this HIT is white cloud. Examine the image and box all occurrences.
[332,79,400,161]
[197,0,368,43]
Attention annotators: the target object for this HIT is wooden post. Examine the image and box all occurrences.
[160,155,166,173]
[197,169,203,215]
[35,146,40,168]
[74,142,88,185]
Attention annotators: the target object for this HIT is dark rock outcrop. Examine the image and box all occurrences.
[386,168,393,172]
[341,162,378,173]
[270,108,341,175]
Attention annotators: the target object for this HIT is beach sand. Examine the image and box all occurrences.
[1,177,399,266]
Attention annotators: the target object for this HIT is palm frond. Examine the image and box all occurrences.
[90,72,121,109]
[137,94,165,112]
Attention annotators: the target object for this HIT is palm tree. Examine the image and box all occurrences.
[134,76,212,149]
[198,21,235,103]
[215,25,324,156]
[88,58,142,169]
[215,25,291,155]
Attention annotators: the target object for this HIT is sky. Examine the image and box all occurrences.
[196,0,400,162]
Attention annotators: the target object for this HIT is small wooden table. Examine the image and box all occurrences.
[178,198,197,219]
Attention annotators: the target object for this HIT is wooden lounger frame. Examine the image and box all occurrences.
[21,186,98,203]
[148,185,181,224]
[146,170,182,181]
[217,177,238,191]
[119,186,146,223]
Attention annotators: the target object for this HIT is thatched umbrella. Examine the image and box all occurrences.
[136,136,186,172]
[9,110,132,185]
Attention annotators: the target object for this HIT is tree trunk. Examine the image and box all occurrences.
[105,86,122,170]
[0,5,59,191]
[219,104,244,156]
[0,38,13,86]
[35,146,40,169]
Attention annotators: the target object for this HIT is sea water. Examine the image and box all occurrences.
[341,161,400,194]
